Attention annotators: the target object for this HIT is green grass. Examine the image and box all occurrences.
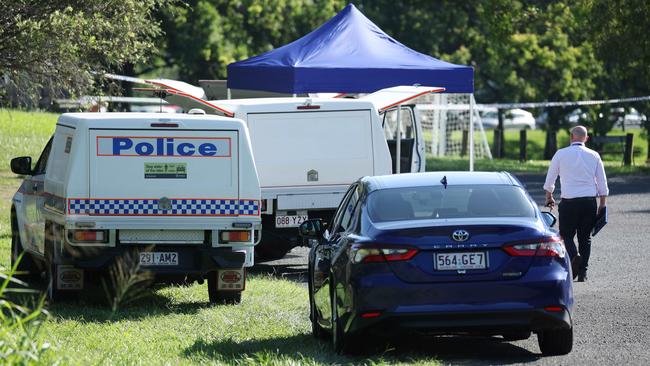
[426,157,650,175]
[0,109,444,364]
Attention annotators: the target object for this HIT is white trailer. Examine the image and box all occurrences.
[118,78,444,259]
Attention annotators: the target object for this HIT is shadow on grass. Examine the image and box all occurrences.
[183,333,541,365]
[249,263,308,283]
[8,276,215,323]
[47,285,218,323]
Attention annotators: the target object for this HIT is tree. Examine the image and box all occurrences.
[0,0,170,107]
[157,0,345,82]
[586,0,650,160]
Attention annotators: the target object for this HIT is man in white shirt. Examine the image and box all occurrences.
[543,125,609,282]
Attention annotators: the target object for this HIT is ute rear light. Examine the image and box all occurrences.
[351,245,418,264]
[220,230,251,243]
[503,237,566,258]
[68,229,109,243]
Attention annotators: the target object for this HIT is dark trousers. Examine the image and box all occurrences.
[559,197,597,275]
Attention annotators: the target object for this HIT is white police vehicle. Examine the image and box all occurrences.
[10,113,261,304]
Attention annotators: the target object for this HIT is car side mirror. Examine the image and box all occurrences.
[10,156,32,175]
[299,219,325,247]
[541,211,557,227]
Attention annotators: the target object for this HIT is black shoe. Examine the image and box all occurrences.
[577,273,587,282]
[571,255,582,280]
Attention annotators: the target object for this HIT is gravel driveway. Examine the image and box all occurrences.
[254,173,650,365]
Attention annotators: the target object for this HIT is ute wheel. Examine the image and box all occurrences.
[44,230,62,303]
[538,327,573,356]
[10,210,39,281]
[502,331,531,342]
[207,271,242,305]
[44,222,77,303]
[309,271,327,339]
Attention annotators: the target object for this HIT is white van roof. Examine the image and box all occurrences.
[57,112,247,130]
[213,97,377,115]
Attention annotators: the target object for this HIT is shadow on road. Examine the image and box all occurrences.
[183,333,542,365]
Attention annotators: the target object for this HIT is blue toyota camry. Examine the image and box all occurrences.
[300,171,573,355]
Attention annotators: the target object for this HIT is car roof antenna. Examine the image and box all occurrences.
[440,175,448,189]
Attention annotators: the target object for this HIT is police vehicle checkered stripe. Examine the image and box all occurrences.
[68,198,259,216]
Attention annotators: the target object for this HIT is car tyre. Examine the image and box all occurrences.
[502,331,531,342]
[207,271,242,305]
[538,327,573,356]
[10,209,39,281]
[331,284,346,354]
[309,271,327,339]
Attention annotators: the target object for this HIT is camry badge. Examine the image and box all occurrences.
[451,229,470,242]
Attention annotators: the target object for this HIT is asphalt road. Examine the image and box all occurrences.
[253,173,650,365]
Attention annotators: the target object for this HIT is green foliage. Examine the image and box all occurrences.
[158,0,345,81]
[0,258,51,365]
[0,0,171,105]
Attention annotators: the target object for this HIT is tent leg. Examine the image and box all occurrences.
[227,88,231,100]
[469,94,475,172]
[396,104,402,174]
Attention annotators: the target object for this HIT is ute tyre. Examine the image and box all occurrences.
[207,271,242,305]
[11,216,38,282]
[538,327,573,356]
[44,222,76,303]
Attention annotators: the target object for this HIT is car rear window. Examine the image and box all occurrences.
[367,185,536,222]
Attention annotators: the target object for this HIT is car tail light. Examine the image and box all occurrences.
[360,311,382,318]
[220,230,251,243]
[68,229,109,243]
[544,306,564,312]
[503,236,565,258]
[351,245,418,264]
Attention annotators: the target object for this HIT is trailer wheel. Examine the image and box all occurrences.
[207,271,242,305]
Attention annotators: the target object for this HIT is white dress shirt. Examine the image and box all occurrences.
[543,142,609,198]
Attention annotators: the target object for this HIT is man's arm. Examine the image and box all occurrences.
[543,153,561,207]
[595,156,609,213]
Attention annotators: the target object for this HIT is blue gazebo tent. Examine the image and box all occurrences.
[226,4,473,94]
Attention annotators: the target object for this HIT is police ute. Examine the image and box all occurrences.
[10,113,261,304]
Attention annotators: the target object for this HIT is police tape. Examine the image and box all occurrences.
[480,95,650,110]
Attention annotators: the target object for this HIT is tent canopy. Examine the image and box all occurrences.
[227,4,473,94]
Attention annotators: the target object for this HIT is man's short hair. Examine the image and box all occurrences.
[571,125,588,139]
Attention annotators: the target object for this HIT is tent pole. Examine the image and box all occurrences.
[227,88,231,100]
[396,104,402,174]
[469,94,475,172]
